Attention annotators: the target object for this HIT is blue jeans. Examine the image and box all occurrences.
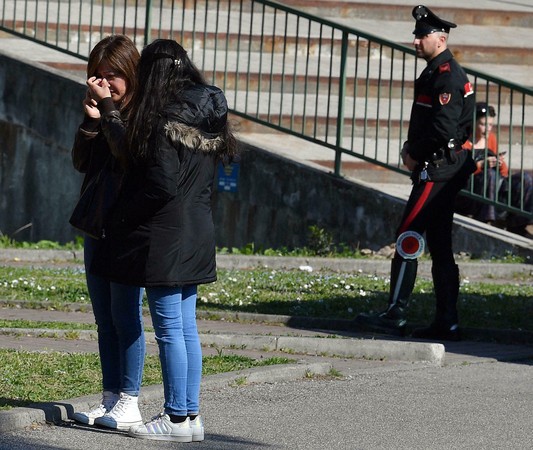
[84,237,145,396]
[146,285,202,416]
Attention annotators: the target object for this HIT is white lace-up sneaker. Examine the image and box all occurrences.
[94,392,143,430]
[190,415,205,442]
[128,413,193,442]
[72,391,119,425]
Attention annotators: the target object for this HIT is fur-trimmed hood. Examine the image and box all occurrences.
[163,84,228,154]
[165,122,225,153]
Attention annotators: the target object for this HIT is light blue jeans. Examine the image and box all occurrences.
[84,236,145,396]
[146,285,202,416]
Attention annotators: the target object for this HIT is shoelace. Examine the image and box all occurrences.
[110,398,129,417]
[147,413,165,424]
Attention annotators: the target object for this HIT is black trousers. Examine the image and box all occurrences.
[396,174,468,267]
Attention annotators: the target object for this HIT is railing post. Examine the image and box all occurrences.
[334,31,348,176]
[144,0,153,46]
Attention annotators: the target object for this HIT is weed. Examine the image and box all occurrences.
[64,330,80,340]
[232,376,248,386]
[328,368,343,378]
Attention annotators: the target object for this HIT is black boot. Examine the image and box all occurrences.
[412,263,461,341]
[355,257,417,336]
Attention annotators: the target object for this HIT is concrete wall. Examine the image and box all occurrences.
[0,54,85,243]
[0,51,531,259]
[213,144,404,251]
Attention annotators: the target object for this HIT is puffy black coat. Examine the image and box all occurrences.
[91,84,229,287]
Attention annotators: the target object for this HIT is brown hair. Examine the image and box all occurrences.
[86,35,140,114]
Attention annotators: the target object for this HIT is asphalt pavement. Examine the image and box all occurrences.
[0,250,532,449]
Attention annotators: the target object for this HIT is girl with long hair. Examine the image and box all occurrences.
[92,39,238,442]
[71,35,145,430]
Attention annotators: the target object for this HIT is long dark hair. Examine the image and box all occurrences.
[127,39,204,160]
[87,35,140,115]
[127,39,237,162]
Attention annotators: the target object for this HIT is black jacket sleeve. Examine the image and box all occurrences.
[98,97,130,169]
[71,116,100,173]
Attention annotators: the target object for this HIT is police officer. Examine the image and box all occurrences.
[356,5,476,341]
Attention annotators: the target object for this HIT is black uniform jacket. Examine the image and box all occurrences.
[407,48,476,181]
[91,84,229,287]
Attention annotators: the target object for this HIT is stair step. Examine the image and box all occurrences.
[3,4,533,71]
[276,0,533,26]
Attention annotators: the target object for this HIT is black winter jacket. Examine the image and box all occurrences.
[91,84,229,287]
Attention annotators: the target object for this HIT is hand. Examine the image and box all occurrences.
[82,89,100,119]
[401,143,417,171]
[86,76,112,103]
[486,156,497,169]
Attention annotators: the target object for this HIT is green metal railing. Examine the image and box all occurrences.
[1,0,531,221]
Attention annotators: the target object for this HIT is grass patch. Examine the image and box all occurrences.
[0,266,89,305]
[0,319,155,333]
[199,268,533,331]
[0,236,84,251]
[0,319,97,331]
[1,266,532,331]
[0,349,292,410]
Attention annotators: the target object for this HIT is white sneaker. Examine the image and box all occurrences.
[190,415,205,442]
[72,391,119,425]
[128,413,193,442]
[94,392,143,430]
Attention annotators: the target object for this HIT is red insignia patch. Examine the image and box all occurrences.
[416,94,432,107]
[439,93,451,105]
[464,82,474,97]
[439,62,451,73]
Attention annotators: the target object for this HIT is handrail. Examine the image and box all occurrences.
[0,0,531,222]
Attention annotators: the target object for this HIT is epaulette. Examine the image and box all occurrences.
[439,62,451,73]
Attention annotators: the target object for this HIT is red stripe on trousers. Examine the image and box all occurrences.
[399,182,434,234]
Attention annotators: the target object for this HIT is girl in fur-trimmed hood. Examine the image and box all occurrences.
[92,39,237,442]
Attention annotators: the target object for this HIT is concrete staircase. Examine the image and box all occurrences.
[1,1,532,189]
